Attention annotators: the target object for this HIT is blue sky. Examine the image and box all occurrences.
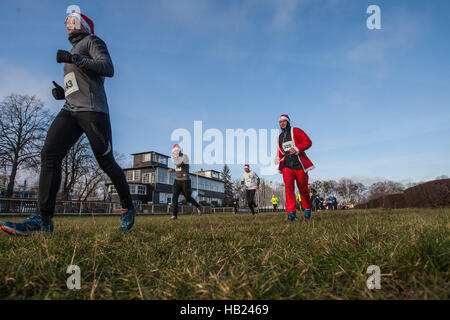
[0,0,449,185]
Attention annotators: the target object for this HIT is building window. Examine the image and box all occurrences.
[129,184,147,195]
[150,172,155,183]
[153,154,168,165]
[138,185,147,195]
[134,170,141,181]
[126,170,141,182]
[157,168,169,184]
[126,171,133,181]
[159,192,172,204]
[143,173,150,184]
[143,153,151,162]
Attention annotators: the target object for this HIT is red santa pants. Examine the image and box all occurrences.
[282,167,311,214]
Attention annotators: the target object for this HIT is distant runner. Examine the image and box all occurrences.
[168,144,202,220]
[240,164,260,215]
[271,195,279,211]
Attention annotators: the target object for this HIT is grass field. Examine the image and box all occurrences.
[0,208,448,300]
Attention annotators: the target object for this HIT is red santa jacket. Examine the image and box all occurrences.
[276,127,315,173]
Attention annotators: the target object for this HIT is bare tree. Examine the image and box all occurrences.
[60,135,93,200]
[0,94,52,197]
[75,165,105,201]
[336,179,352,203]
[322,180,337,197]
[348,182,366,204]
[367,180,404,200]
[252,178,285,209]
[336,179,367,204]
[0,169,7,191]
[98,152,127,201]
[310,180,323,196]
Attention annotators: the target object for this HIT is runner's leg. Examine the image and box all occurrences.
[172,180,182,217]
[295,170,311,210]
[39,110,83,223]
[282,167,297,214]
[181,180,200,208]
[77,112,133,210]
[246,190,256,214]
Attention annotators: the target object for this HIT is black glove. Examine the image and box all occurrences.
[52,81,65,100]
[56,50,74,64]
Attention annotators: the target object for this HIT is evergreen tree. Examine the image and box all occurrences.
[221,164,234,207]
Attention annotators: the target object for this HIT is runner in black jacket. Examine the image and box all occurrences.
[1,12,135,236]
[168,144,202,220]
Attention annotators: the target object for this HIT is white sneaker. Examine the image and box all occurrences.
[169,215,178,220]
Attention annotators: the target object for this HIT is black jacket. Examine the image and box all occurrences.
[63,32,114,114]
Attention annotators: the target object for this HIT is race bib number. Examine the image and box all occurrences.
[245,174,255,185]
[64,72,79,97]
[282,141,294,152]
[175,167,182,171]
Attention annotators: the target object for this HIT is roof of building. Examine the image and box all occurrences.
[131,151,169,157]
[196,169,221,174]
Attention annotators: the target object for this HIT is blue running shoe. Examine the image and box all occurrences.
[119,205,136,232]
[305,209,312,219]
[287,212,298,221]
[1,213,53,236]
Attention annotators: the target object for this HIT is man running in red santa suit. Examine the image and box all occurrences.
[275,114,315,221]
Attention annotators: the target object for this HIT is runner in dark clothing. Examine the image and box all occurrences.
[168,144,202,220]
[1,11,135,236]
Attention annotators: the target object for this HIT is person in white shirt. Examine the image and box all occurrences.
[240,164,260,215]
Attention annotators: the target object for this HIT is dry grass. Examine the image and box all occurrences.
[0,208,448,300]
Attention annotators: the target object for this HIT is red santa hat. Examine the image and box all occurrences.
[65,12,95,35]
[279,114,290,122]
[172,144,181,152]
[244,164,249,169]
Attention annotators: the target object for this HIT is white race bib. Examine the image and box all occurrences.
[64,72,79,97]
[175,167,182,171]
[282,141,294,152]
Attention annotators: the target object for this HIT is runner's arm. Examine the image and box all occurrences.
[293,127,312,153]
[74,36,114,77]
[255,173,260,186]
